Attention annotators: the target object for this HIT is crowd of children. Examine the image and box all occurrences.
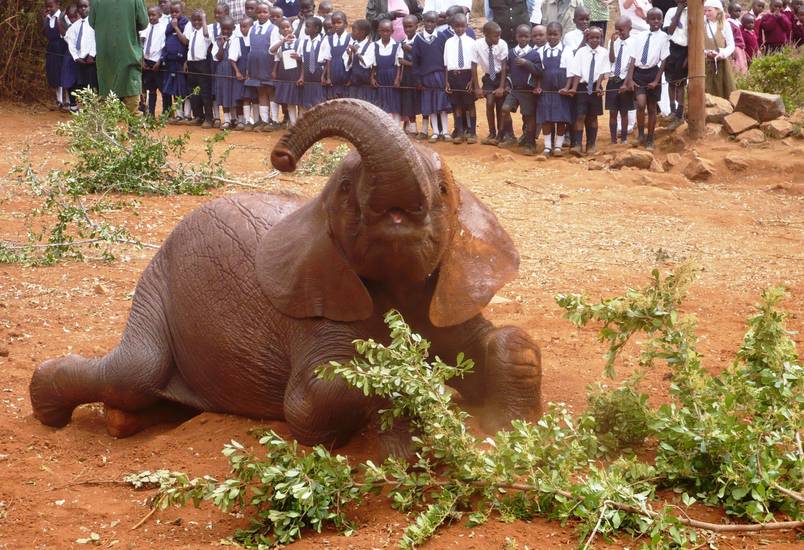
[42,0,804,154]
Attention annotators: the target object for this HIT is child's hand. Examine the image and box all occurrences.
[610,30,619,42]
[514,57,529,67]
[475,88,484,99]
[371,77,379,88]
[183,62,188,72]
[290,52,301,60]
[596,86,604,96]
[533,87,542,95]
[402,43,413,53]
[624,80,634,92]
[493,86,505,98]
[217,35,225,45]
[394,78,401,88]
[618,84,628,94]
[296,77,304,86]
[647,80,659,90]
[153,61,161,72]
[86,55,94,63]
[322,76,330,85]
[445,83,452,94]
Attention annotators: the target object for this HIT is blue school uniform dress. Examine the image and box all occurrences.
[412,31,450,116]
[273,40,302,106]
[44,11,67,88]
[213,39,234,108]
[162,16,189,97]
[246,21,277,90]
[346,38,376,104]
[505,45,542,116]
[536,44,573,124]
[300,36,326,108]
[321,32,351,99]
[232,35,252,102]
[208,23,221,101]
[60,21,78,90]
[371,40,402,115]
[274,0,301,18]
[399,37,420,119]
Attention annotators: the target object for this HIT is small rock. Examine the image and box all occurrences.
[94,283,109,296]
[534,155,547,162]
[760,119,793,139]
[0,348,8,358]
[782,137,797,147]
[706,123,724,136]
[728,90,742,108]
[610,149,656,170]
[790,108,804,126]
[683,157,716,181]
[723,112,759,135]
[649,159,665,173]
[490,295,512,304]
[705,93,734,123]
[738,128,766,145]
[493,152,514,162]
[663,152,683,171]
[735,90,786,122]
[587,160,605,171]
[724,153,749,171]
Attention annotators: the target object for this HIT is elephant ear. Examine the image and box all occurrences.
[255,199,373,322]
[429,185,519,327]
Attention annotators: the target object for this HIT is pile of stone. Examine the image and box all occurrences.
[706,91,802,145]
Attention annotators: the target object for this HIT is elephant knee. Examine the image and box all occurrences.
[283,378,368,448]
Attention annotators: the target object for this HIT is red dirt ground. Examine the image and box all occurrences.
[0,95,802,550]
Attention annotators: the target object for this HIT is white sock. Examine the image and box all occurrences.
[627,110,636,133]
[270,101,280,123]
[259,105,270,123]
[421,117,429,134]
[555,134,564,148]
[56,87,63,103]
[544,134,553,150]
[429,114,438,135]
[183,99,192,118]
[288,106,298,126]
[439,112,449,136]
[243,104,252,123]
[223,111,231,123]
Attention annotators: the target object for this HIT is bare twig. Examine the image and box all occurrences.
[582,502,608,550]
[1,238,160,250]
[130,507,156,530]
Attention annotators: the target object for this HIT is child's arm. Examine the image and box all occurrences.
[470,61,478,93]
[650,58,667,89]
[609,33,617,63]
[394,60,402,87]
[624,58,635,90]
[323,60,331,84]
[215,38,226,61]
[370,65,379,87]
[445,66,451,93]
[201,12,209,38]
[495,59,507,97]
[176,20,189,45]
[667,1,686,34]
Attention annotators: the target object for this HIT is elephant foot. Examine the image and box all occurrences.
[378,417,415,462]
[29,356,87,428]
[105,402,199,438]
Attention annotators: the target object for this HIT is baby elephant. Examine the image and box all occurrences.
[29,99,542,450]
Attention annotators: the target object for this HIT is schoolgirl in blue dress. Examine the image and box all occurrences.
[271,19,302,126]
[399,16,422,136]
[246,4,280,130]
[368,20,402,122]
[162,2,190,120]
[345,19,375,104]
[59,4,79,109]
[208,4,228,127]
[43,0,68,108]
[413,11,451,142]
[231,17,253,129]
[320,11,351,99]
[536,22,574,157]
[298,18,326,110]
[213,17,237,128]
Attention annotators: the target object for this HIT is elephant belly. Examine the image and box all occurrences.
[156,193,303,418]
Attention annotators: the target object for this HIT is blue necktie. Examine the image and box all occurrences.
[76,20,84,55]
[614,42,623,76]
[308,40,315,73]
[145,25,154,58]
[588,51,595,94]
[190,29,197,60]
[458,38,464,68]
[488,45,496,80]
[641,32,651,65]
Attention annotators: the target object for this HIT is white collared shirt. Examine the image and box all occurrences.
[183,22,212,61]
[343,37,372,69]
[443,33,475,70]
[362,38,403,68]
[160,13,171,24]
[417,30,439,44]
[207,22,222,40]
[628,29,670,69]
[65,17,95,60]
[568,45,610,84]
[251,20,280,44]
[211,35,233,58]
[529,0,545,23]
[512,44,533,56]
[317,31,349,62]
[704,18,735,59]
[539,44,572,69]
[472,37,508,76]
[663,6,689,46]
[226,35,245,61]
[609,36,633,79]
[562,28,585,52]
[46,9,61,28]
[140,20,168,62]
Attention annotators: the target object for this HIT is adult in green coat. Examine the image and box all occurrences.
[89,0,149,112]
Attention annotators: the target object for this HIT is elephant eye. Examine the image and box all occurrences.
[439,183,447,195]
[340,178,351,193]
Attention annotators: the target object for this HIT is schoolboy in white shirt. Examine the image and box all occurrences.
[473,21,510,146]
[567,26,610,155]
[443,13,479,143]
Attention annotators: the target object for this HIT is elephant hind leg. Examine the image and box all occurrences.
[30,354,104,427]
[105,401,199,438]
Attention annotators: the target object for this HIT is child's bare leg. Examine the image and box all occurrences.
[485,94,497,137]
[619,109,629,143]
[584,114,598,154]
[553,122,566,156]
[635,93,647,144]
[646,101,657,149]
[609,111,619,143]
[453,106,465,141]
[572,116,585,155]
[257,87,270,129]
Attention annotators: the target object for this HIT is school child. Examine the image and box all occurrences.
[727,3,748,74]
[563,7,590,52]
[751,0,767,20]
[297,17,327,110]
[366,19,403,122]
[606,16,635,144]
[703,0,736,99]
[43,0,68,109]
[439,6,476,139]
[413,11,452,142]
[345,19,376,104]
[318,0,334,17]
[400,15,423,136]
[741,13,759,62]
[207,3,230,126]
[531,24,547,48]
[323,15,333,35]
[319,11,351,99]
[140,6,168,116]
[210,16,233,128]
[271,18,303,126]
[567,26,609,155]
[63,0,97,112]
[624,7,669,150]
[474,21,510,146]
[793,5,804,45]
[231,17,254,129]
[59,5,79,111]
[291,0,320,39]
[502,24,543,155]
[757,0,792,51]
[444,13,479,144]
[180,10,214,127]
[275,0,302,18]
[208,3,228,40]
[269,6,285,28]
[162,2,190,121]
[663,0,688,128]
[536,22,574,157]
[246,3,280,130]
[158,0,170,23]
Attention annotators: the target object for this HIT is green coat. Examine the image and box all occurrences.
[89,0,148,98]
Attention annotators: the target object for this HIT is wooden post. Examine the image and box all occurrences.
[686,0,705,139]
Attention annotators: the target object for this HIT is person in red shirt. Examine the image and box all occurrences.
[757,0,792,52]
[741,13,760,63]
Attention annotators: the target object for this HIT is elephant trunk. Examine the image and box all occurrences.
[271,99,431,213]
